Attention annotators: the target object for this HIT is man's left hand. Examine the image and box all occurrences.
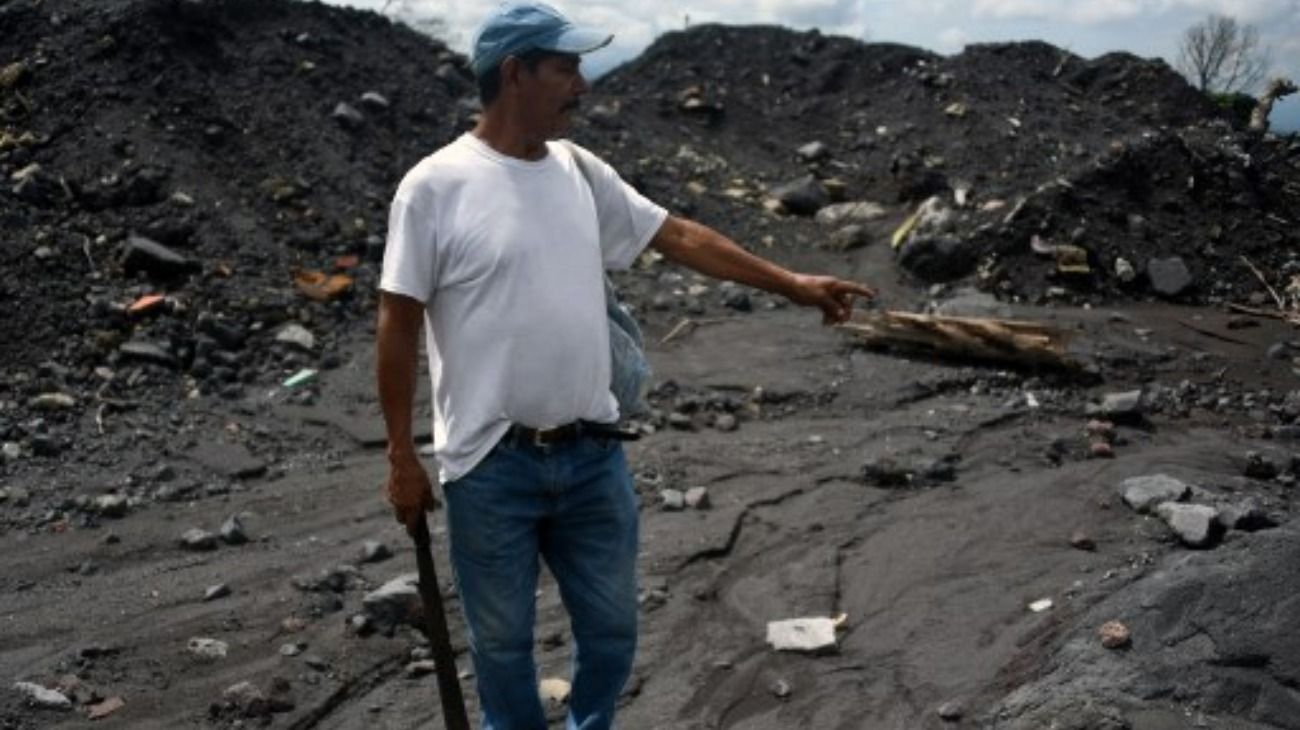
[786,274,876,325]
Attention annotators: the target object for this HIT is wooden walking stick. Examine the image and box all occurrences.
[408,514,471,730]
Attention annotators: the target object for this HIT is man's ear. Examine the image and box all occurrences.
[499,55,522,90]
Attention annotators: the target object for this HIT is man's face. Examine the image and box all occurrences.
[515,53,588,138]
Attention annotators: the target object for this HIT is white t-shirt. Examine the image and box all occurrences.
[380,133,668,483]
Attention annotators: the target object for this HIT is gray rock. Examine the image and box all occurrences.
[187,637,228,660]
[406,660,438,677]
[1088,390,1144,418]
[769,678,792,699]
[12,681,72,710]
[180,528,218,551]
[667,412,694,430]
[1119,474,1190,513]
[1155,502,1222,548]
[897,234,977,282]
[937,700,964,721]
[204,584,232,602]
[188,442,266,479]
[826,224,871,251]
[121,235,199,279]
[303,655,329,671]
[359,91,389,110]
[220,679,293,717]
[684,486,711,509]
[220,515,249,545]
[93,494,130,518]
[659,489,685,511]
[29,392,75,410]
[279,642,304,657]
[2,441,21,462]
[361,573,422,635]
[814,201,887,226]
[1217,499,1277,532]
[796,141,829,162]
[119,340,177,367]
[332,102,365,129]
[1267,342,1290,360]
[1146,256,1194,297]
[713,414,738,432]
[1244,451,1281,480]
[722,290,751,312]
[275,323,316,351]
[360,540,392,564]
[770,175,829,216]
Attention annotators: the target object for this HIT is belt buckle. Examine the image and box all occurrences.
[531,428,551,448]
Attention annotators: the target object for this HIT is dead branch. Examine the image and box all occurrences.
[838,310,1077,369]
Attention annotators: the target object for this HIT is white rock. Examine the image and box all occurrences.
[12,681,72,710]
[766,617,839,653]
[275,324,315,351]
[539,677,571,705]
[187,637,229,661]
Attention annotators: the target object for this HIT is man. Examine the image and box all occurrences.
[376,3,874,728]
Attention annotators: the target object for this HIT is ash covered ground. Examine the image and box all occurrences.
[3,1,1300,728]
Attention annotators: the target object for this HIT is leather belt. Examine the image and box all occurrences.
[506,421,639,447]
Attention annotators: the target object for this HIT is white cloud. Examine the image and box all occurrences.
[937,26,969,53]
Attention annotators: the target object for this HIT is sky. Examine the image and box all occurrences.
[336,0,1300,131]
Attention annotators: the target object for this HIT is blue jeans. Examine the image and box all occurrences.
[443,432,639,730]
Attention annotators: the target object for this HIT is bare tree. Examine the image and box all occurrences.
[1177,14,1270,94]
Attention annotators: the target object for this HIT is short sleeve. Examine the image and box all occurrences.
[567,143,668,271]
[379,179,438,304]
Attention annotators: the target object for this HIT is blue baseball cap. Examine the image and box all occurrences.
[469,2,613,78]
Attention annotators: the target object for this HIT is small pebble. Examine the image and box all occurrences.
[1099,620,1132,649]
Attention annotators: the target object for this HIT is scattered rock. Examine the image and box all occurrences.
[897,234,976,282]
[86,696,126,720]
[331,102,365,129]
[1087,390,1143,419]
[204,584,232,602]
[180,528,219,551]
[539,677,571,706]
[276,323,316,351]
[659,489,685,511]
[361,574,422,635]
[1089,441,1114,459]
[1146,256,1194,297]
[814,200,887,226]
[1098,620,1132,649]
[1243,451,1280,480]
[713,414,738,432]
[796,141,829,162]
[1216,499,1277,532]
[360,540,393,564]
[12,681,72,710]
[406,659,437,677]
[93,494,130,518]
[769,175,829,216]
[187,637,229,661]
[121,234,199,279]
[769,678,792,700]
[937,700,964,721]
[1155,502,1222,548]
[1119,474,1190,513]
[684,486,710,509]
[220,515,249,545]
[359,91,389,110]
[188,442,267,479]
[825,224,872,251]
[1069,530,1097,551]
[766,616,840,653]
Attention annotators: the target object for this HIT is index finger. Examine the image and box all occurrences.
[835,280,876,299]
